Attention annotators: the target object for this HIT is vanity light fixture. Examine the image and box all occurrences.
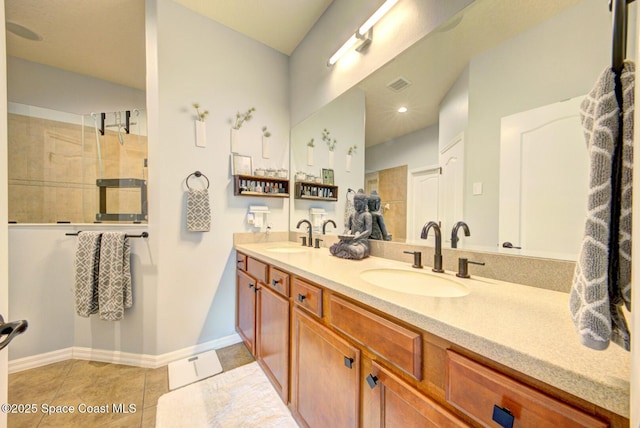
[327,0,399,67]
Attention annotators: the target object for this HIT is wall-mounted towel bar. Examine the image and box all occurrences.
[65,231,149,238]
[186,170,210,189]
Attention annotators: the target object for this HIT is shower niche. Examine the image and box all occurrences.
[7,104,148,224]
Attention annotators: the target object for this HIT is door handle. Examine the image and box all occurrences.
[0,315,28,351]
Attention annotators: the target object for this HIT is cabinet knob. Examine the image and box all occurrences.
[492,405,514,428]
[365,374,379,389]
[272,279,281,287]
[343,356,354,369]
[297,294,306,302]
[248,283,255,288]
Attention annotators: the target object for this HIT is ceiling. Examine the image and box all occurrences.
[4,0,332,91]
[358,0,581,146]
[4,0,582,146]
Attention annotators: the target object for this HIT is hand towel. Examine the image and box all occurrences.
[344,189,355,230]
[187,188,211,232]
[570,61,634,351]
[98,232,132,321]
[74,231,102,317]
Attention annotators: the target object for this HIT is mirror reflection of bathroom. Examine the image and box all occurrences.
[5,0,147,224]
[8,106,148,223]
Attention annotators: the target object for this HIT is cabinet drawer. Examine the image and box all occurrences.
[236,252,247,271]
[247,257,268,284]
[446,351,607,428]
[329,295,422,380]
[292,277,323,318]
[268,266,290,297]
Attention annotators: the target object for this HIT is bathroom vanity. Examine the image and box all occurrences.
[234,240,629,427]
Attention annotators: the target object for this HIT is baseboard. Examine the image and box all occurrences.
[8,333,242,373]
[8,347,73,373]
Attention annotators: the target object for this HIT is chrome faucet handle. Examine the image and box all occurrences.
[403,251,423,269]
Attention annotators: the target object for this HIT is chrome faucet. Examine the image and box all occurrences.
[322,219,337,235]
[451,221,470,249]
[296,219,313,247]
[421,221,444,273]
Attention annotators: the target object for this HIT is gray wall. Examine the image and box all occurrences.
[8,0,291,360]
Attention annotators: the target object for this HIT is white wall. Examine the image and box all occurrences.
[7,57,145,114]
[289,0,473,127]
[151,0,289,354]
[7,0,290,361]
[438,65,469,152]
[365,124,439,174]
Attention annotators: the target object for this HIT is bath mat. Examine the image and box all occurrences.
[168,349,222,390]
[156,361,297,427]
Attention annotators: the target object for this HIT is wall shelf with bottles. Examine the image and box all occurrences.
[234,175,290,198]
[294,181,338,201]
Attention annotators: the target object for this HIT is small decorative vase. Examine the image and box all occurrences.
[195,120,206,148]
[307,146,314,166]
[230,128,239,153]
[328,150,334,168]
[262,136,270,159]
[346,154,352,172]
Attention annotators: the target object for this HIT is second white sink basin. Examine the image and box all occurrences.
[359,268,470,297]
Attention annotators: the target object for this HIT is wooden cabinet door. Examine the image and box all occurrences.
[291,307,360,428]
[364,361,467,427]
[256,284,290,403]
[236,269,257,355]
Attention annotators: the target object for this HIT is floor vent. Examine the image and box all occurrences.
[387,76,412,92]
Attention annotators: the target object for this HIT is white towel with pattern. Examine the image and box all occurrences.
[570,61,634,351]
[187,188,211,232]
[98,232,133,321]
[74,231,102,317]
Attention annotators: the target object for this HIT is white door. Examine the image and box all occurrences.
[499,95,587,259]
[439,134,464,246]
[407,166,440,242]
[1,4,8,426]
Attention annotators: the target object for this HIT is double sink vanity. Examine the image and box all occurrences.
[234,235,630,427]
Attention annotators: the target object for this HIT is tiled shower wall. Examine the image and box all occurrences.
[365,165,408,242]
[8,113,148,223]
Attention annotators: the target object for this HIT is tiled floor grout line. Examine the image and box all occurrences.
[8,343,253,428]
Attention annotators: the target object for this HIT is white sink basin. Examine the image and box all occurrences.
[266,247,308,254]
[359,268,470,297]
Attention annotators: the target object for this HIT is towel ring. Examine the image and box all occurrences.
[186,171,210,190]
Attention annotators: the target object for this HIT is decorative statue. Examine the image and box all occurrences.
[330,189,372,260]
[368,190,391,241]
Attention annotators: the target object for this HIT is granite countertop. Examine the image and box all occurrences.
[235,240,630,418]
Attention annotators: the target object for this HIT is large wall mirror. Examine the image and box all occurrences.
[5,0,147,224]
[290,0,637,261]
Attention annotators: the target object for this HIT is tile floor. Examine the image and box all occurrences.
[7,343,254,428]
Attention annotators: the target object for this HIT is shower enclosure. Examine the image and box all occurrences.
[7,103,148,224]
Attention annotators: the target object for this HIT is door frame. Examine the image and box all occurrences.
[1,2,10,426]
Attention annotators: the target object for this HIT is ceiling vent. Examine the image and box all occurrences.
[386,76,412,92]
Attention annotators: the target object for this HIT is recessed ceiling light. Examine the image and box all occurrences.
[397,106,408,113]
[6,22,42,41]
